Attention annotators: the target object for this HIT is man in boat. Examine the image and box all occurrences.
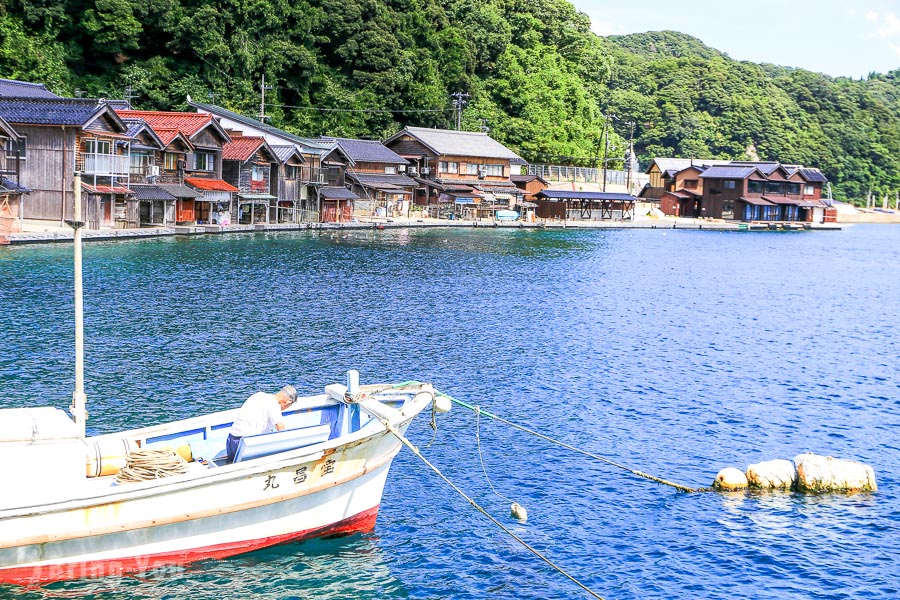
[226,385,298,463]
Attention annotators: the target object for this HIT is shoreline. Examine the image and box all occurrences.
[1,216,849,246]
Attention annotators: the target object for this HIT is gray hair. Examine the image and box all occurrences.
[278,384,298,405]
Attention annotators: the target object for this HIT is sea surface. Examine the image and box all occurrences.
[0,224,898,599]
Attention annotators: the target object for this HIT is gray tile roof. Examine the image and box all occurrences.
[0,176,31,194]
[0,97,115,127]
[698,165,760,179]
[647,158,731,174]
[537,190,636,201]
[324,137,408,164]
[156,183,201,199]
[319,186,359,200]
[0,79,60,99]
[130,184,177,201]
[188,100,332,150]
[347,172,417,187]
[270,145,304,163]
[388,126,525,164]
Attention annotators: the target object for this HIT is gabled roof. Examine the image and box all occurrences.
[384,126,525,164]
[0,97,127,130]
[121,118,165,149]
[270,145,306,164]
[187,100,334,152]
[115,110,231,145]
[0,78,59,99]
[510,174,549,185]
[798,168,828,183]
[222,136,277,163]
[321,137,409,165]
[698,165,761,179]
[152,128,194,151]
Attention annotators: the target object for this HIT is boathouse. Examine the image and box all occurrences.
[535,190,637,221]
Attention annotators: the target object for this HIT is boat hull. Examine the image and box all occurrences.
[0,386,431,585]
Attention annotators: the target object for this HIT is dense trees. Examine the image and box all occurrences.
[0,0,897,202]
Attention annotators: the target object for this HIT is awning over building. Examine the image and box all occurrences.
[184,177,239,192]
[536,190,636,202]
[762,196,801,205]
[82,183,131,195]
[741,197,775,206]
[130,184,177,202]
[238,193,276,203]
[156,183,201,199]
[319,186,359,200]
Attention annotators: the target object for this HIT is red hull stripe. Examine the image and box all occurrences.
[0,505,379,586]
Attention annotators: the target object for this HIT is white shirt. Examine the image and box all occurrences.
[229,392,284,437]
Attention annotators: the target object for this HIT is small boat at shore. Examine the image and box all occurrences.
[0,378,441,585]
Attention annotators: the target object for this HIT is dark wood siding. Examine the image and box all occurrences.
[14,124,77,221]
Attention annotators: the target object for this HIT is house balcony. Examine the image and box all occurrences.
[81,154,130,177]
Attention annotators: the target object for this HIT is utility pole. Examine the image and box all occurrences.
[123,85,137,109]
[451,92,469,130]
[601,113,614,192]
[259,74,273,122]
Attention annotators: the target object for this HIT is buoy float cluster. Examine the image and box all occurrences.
[714,453,877,493]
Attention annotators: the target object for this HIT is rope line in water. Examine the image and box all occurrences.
[362,406,605,600]
[474,406,515,505]
[436,391,712,494]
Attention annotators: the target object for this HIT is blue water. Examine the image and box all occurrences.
[1,225,898,599]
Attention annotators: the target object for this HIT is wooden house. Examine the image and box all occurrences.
[321,137,415,218]
[222,133,279,225]
[269,145,306,223]
[0,115,28,236]
[383,126,525,219]
[188,100,355,223]
[0,96,134,229]
[115,110,233,225]
[659,165,707,217]
[640,158,731,201]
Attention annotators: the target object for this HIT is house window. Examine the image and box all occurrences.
[194,152,215,171]
[786,183,801,195]
[285,165,298,179]
[251,165,266,182]
[723,180,736,189]
[5,136,26,160]
[466,163,479,176]
[384,166,397,175]
[804,184,815,195]
[765,181,784,195]
[748,180,764,194]
[683,179,698,189]
[439,161,458,174]
[82,139,111,155]
[130,151,153,173]
[164,153,180,170]
[484,164,504,177]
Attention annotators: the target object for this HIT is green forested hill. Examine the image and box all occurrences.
[1,0,897,202]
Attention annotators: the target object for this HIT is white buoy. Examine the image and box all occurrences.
[713,467,748,490]
[433,394,452,413]
[510,502,528,522]
[746,459,796,490]
[794,453,877,492]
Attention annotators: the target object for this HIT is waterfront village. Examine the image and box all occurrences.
[0,76,856,244]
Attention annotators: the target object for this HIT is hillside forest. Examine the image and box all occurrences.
[2,0,899,202]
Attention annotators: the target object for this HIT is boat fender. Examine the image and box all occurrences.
[433,395,452,414]
[712,467,748,491]
[510,502,528,522]
[85,437,139,478]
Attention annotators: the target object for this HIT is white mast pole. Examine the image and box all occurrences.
[69,173,87,437]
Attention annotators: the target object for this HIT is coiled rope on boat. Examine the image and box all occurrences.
[434,390,712,494]
[115,448,190,483]
[362,405,605,600]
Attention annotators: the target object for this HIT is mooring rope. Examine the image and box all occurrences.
[436,390,712,494]
[115,448,189,483]
[474,406,516,504]
[362,406,605,600]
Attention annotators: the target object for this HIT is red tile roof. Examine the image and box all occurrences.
[82,184,131,195]
[184,177,238,192]
[154,128,192,149]
[115,110,215,137]
[223,136,266,161]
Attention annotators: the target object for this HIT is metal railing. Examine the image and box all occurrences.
[82,154,130,176]
[527,164,649,190]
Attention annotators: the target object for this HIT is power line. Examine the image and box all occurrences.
[267,102,455,114]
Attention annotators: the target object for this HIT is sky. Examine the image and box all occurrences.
[568,0,900,78]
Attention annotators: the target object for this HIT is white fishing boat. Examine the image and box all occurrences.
[0,177,448,585]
